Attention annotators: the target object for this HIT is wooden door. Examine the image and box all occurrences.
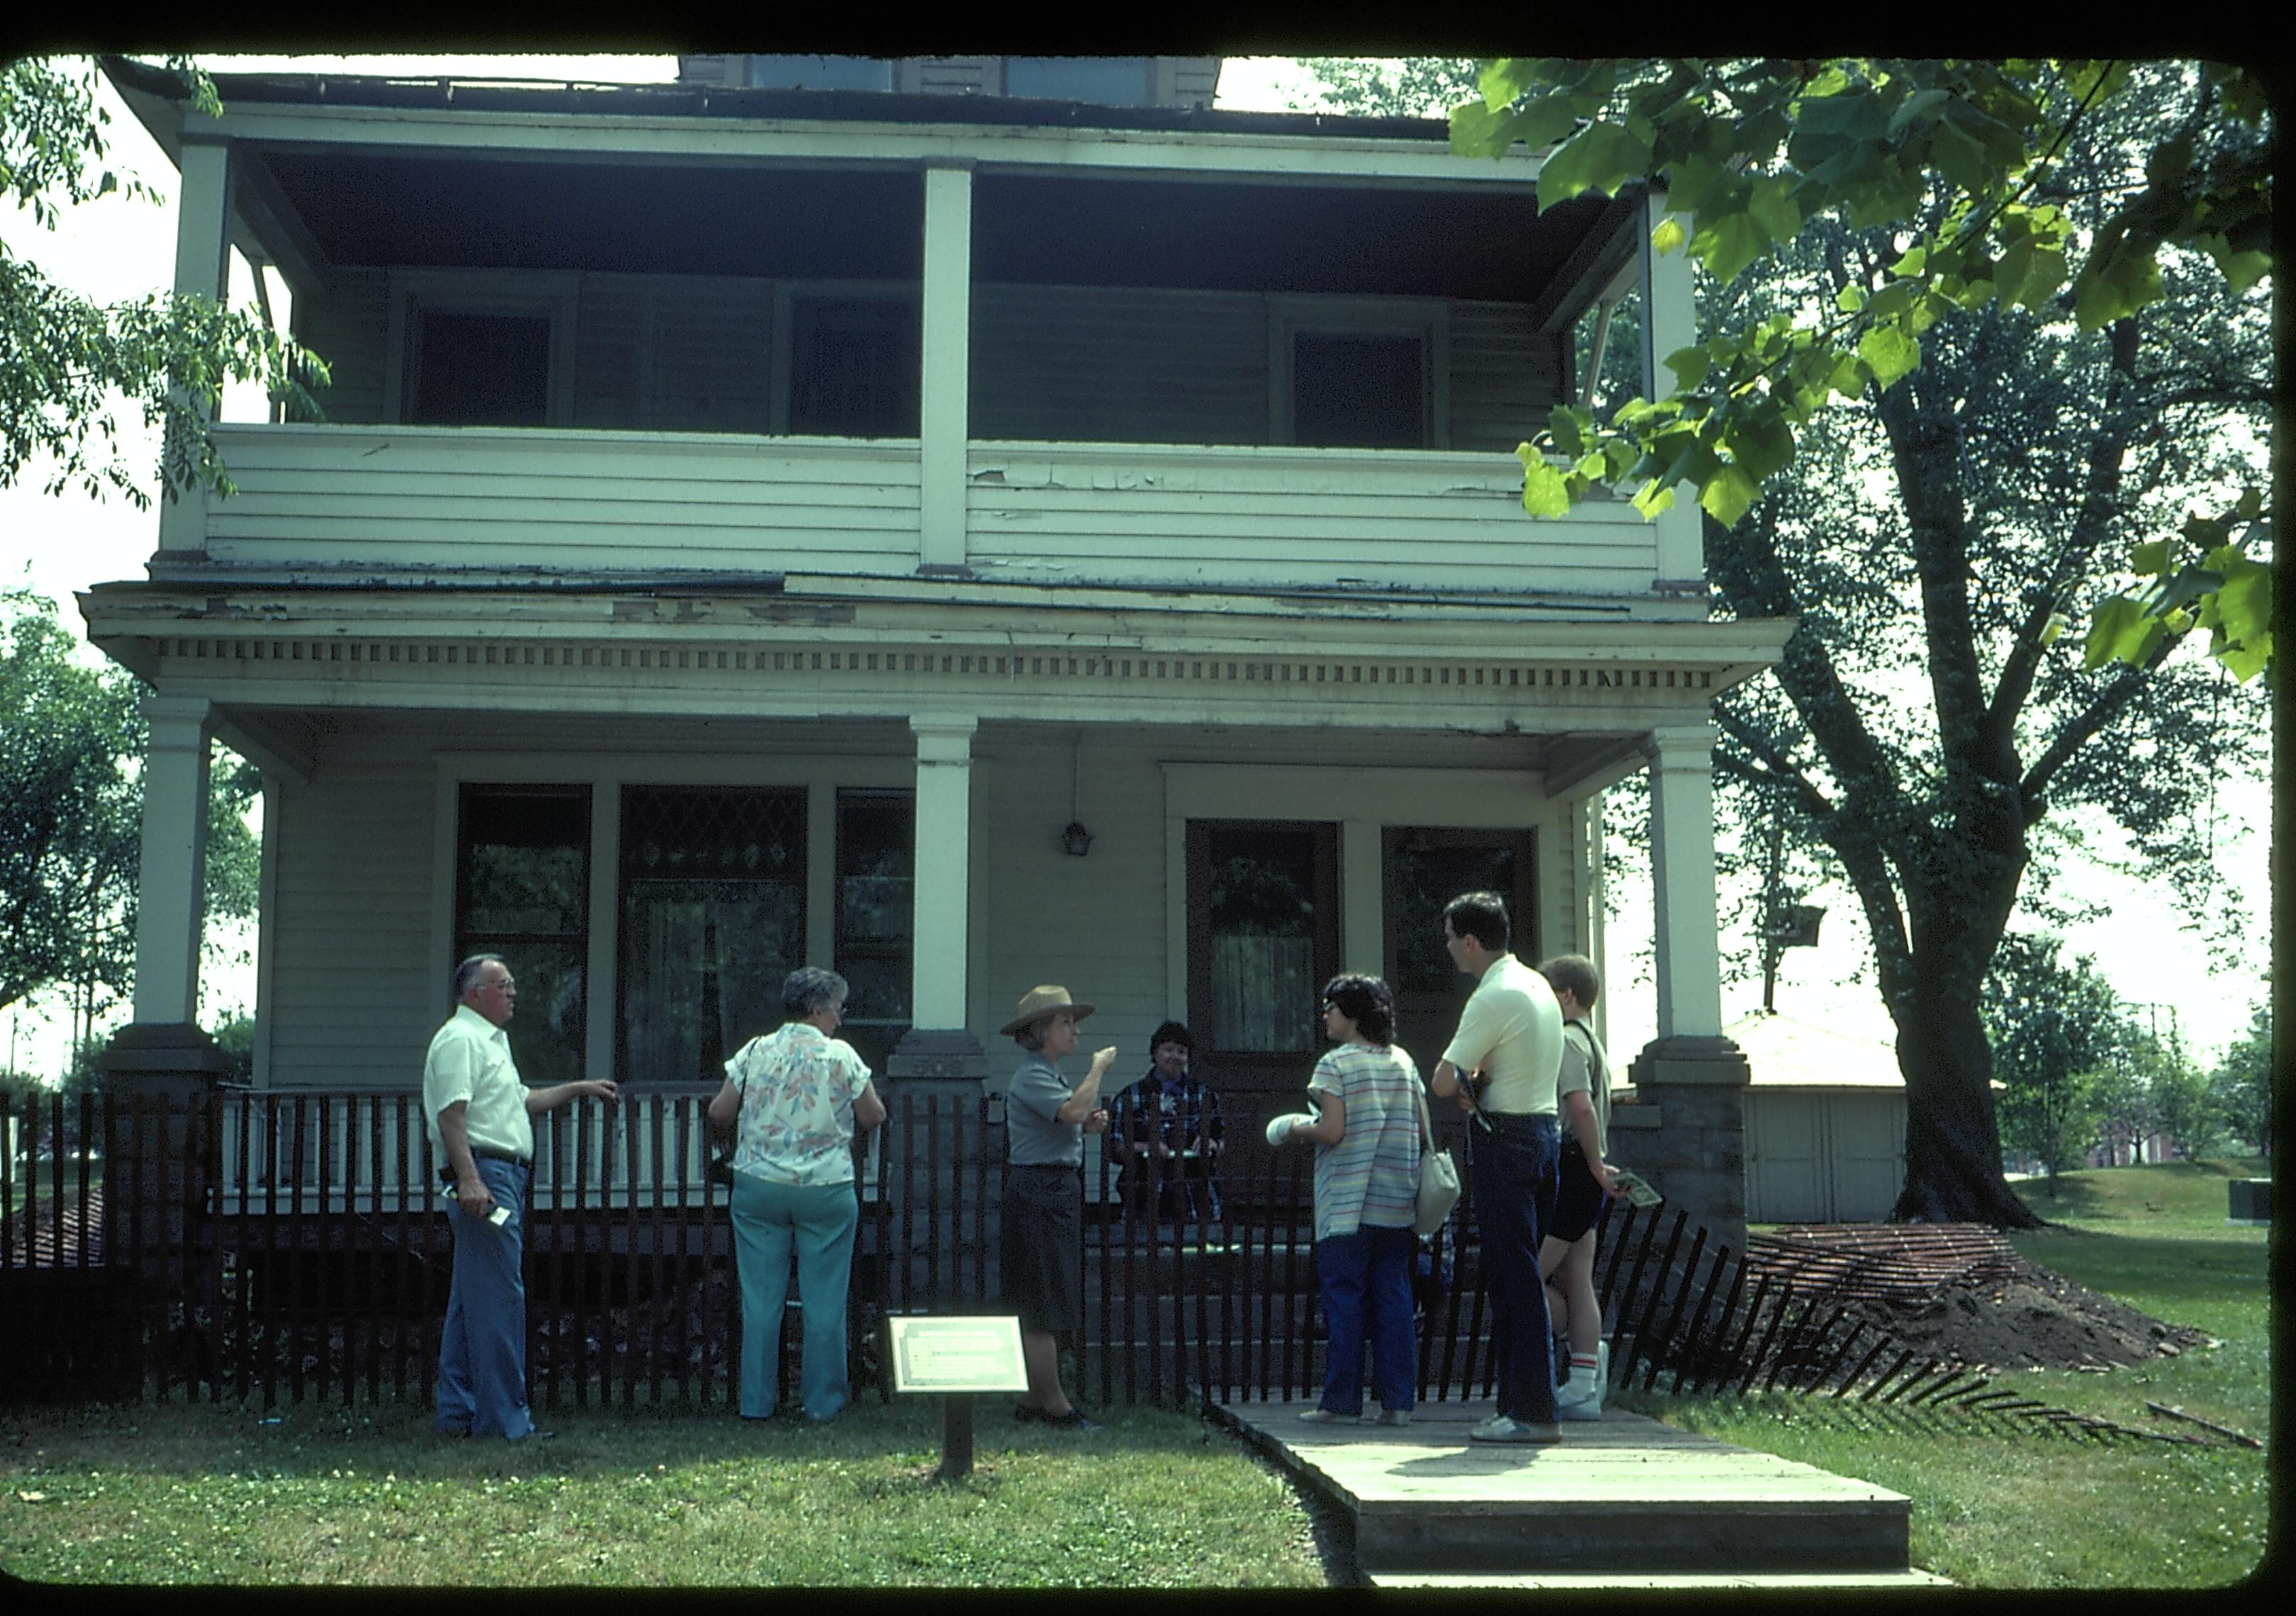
[1186,819,1341,1206]
[1380,826,1538,1084]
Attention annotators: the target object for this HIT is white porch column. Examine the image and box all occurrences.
[918,163,973,573]
[889,714,988,1089]
[1616,722,1750,1247]
[159,140,234,554]
[130,695,215,1026]
[910,714,977,1027]
[1640,184,1704,589]
[1645,721,1721,1039]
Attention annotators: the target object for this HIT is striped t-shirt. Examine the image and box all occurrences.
[1305,1041,1423,1241]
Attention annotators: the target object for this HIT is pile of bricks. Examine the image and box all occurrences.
[1742,1222,2027,1303]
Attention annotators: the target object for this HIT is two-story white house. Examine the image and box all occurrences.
[85,53,1789,1218]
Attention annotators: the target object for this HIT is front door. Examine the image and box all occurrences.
[1382,826,1538,1108]
[1185,819,1341,1207]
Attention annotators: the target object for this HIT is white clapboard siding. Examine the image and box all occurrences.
[265,749,437,1089]
[971,283,1269,445]
[965,442,1657,593]
[971,743,1174,1196]
[1449,301,1566,454]
[573,273,776,434]
[205,424,923,573]
[296,268,391,425]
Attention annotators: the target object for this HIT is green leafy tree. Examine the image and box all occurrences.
[1449,58,2272,685]
[1,590,260,1044]
[1983,934,2126,1190]
[2139,1031,2218,1161]
[1387,55,2270,1227]
[2209,998,2272,1157]
[2,55,327,507]
[2088,1048,2160,1166]
[1,590,141,1019]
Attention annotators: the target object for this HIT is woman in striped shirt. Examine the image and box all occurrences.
[1266,972,1423,1426]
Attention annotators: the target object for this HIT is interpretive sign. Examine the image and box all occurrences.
[887,1315,1030,1395]
[885,1315,1029,1479]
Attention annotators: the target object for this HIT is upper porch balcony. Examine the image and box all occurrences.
[121,65,1704,607]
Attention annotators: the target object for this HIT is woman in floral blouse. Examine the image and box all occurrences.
[708,967,886,1423]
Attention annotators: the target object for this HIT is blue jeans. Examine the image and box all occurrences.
[437,1155,535,1440]
[1315,1223,1418,1416]
[1470,1113,1560,1425]
[731,1172,860,1421]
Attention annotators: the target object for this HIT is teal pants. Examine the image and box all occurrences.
[730,1172,860,1420]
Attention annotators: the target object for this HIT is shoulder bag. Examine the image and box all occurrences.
[1412,1083,1462,1238]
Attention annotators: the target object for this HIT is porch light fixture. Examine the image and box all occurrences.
[1061,733,1093,856]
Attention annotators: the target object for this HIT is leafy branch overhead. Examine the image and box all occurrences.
[1451,57,2273,682]
[1,55,330,508]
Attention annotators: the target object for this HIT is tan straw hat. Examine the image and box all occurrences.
[998,984,1096,1036]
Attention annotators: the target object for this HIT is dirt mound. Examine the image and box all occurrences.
[1839,1259,2210,1371]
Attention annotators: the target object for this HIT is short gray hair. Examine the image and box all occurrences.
[451,953,507,1002]
[782,967,848,1020]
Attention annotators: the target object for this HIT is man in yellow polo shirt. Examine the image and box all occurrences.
[1428,892,1565,1444]
[424,954,617,1440]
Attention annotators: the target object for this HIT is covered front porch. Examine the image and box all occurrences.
[81,575,1789,1227]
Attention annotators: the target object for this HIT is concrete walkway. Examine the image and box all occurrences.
[1210,1396,1954,1590]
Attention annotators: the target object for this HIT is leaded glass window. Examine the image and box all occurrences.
[618,787,806,1084]
[834,789,913,1077]
[455,785,590,1087]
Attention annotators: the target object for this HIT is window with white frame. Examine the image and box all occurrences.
[1268,297,1449,449]
[1003,57,1153,105]
[387,270,578,428]
[773,284,921,438]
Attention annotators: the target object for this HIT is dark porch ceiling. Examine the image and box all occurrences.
[254,148,1611,301]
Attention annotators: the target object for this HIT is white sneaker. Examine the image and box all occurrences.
[1469,1414,1562,1444]
[1556,1379,1604,1421]
[1297,1407,1352,1423]
[1362,1408,1412,1427]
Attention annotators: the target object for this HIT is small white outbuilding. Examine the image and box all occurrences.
[1733,1010,1910,1223]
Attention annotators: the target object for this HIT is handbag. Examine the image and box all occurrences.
[1412,1086,1462,1238]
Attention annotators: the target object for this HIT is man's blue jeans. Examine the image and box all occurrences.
[731,1172,861,1421]
[437,1155,535,1440]
[1315,1223,1418,1416]
[1469,1113,1560,1425]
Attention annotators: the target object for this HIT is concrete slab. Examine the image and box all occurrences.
[1369,1570,1958,1590]
[1212,1396,1916,1576]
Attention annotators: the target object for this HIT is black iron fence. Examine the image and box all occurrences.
[0,1087,2211,1443]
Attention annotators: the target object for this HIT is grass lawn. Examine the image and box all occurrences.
[1,1396,1337,1586]
[1619,1157,2273,1588]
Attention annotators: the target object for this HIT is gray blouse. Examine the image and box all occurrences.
[1005,1053,1083,1167]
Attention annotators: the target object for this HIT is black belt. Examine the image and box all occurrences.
[442,1147,529,1182]
[1476,1110,1557,1133]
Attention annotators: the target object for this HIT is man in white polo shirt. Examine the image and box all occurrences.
[1427,891,1565,1444]
[425,953,617,1440]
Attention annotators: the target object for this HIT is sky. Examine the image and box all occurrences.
[0,53,2273,1081]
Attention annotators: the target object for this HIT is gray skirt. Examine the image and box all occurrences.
[1001,1164,1084,1335]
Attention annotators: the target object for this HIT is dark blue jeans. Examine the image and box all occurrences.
[1469,1113,1560,1425]
[1315,1223,1417,1415]
[437,1156,535,1440]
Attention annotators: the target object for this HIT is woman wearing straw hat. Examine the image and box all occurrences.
[999,984,1115,1430]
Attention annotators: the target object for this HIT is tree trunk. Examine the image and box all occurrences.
[1891,979,2041,1227]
